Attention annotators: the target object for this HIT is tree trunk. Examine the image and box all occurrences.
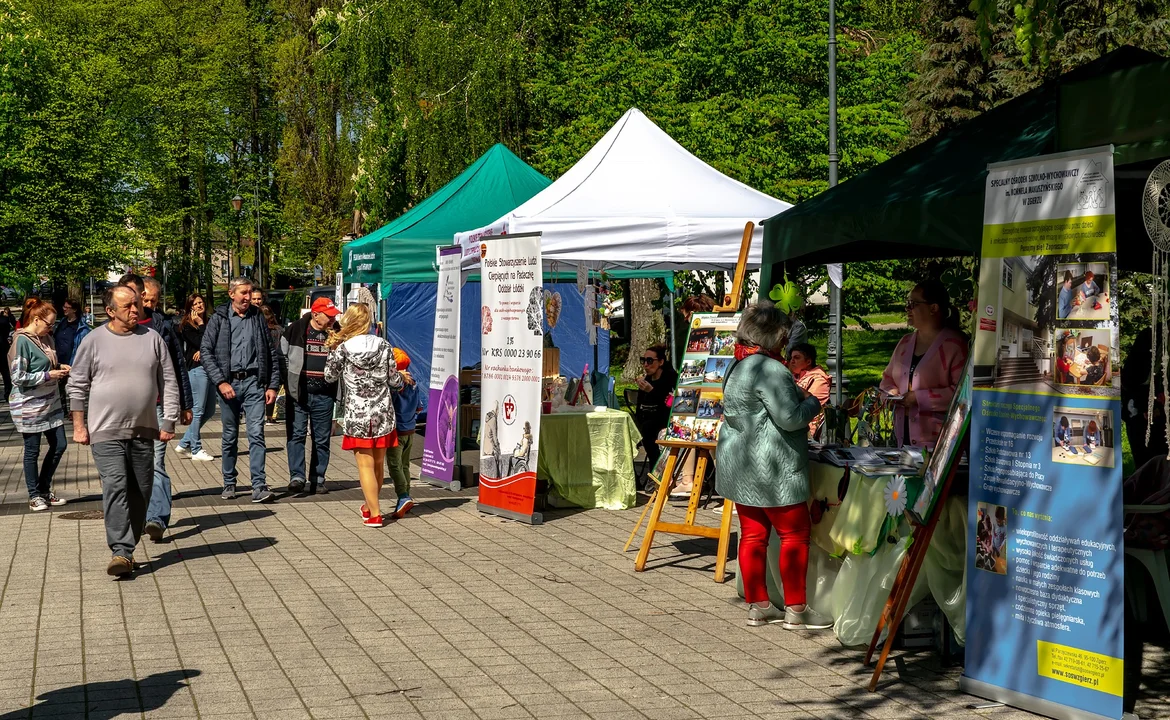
[622,278,662,382]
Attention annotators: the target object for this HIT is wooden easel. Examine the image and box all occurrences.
[633,440,735,583]
[713,222,754,312]
[864,427,970,691]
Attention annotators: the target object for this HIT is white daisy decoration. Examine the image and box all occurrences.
[884,475,908,517]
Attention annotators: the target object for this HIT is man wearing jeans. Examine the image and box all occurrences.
[201,277,280,503]
[135,275,193,542]
[281,297,340,494]
[68,286,179,577]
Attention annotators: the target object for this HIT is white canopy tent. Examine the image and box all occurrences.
[456,108,792,272]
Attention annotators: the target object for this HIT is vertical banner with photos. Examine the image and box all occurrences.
[660,313,742,451]
[962,147,1125,720]
[477,233,544,524]
[421,246,463,489]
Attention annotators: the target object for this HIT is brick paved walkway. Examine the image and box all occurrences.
[0,404,1167,719]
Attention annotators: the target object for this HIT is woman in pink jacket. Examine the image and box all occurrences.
[880,279,969,447]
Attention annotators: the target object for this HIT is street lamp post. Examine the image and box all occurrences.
[231,194,243,280]
[230,187,261,287]
[827,0,844,406]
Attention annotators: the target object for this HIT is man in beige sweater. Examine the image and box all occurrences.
[67,286,179,577]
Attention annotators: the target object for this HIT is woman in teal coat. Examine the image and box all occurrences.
[716,302,833,630]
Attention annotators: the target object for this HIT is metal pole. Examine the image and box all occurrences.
[668,290,677,369]
[255,174,262,288]
[827,0,844,406]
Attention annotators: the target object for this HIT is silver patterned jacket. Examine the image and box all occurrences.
[324,334,404,439]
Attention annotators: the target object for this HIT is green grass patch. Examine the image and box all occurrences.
[848,312,906,327]
[810,328,904,395]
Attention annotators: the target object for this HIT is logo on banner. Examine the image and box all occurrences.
[480,243,488,259]
[502,395,517,425]
[443,275,455,303]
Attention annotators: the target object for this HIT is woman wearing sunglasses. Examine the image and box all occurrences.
[879,279,969,448]
[633,344,677,476]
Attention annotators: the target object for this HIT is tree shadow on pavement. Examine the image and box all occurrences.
[0,669,200,720]
[133,537,277,576]
[163,509,275,543]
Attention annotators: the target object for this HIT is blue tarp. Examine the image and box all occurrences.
[385,281,610,411]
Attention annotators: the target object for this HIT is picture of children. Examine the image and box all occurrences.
[696,390,724,419]
[673,388,698,414]
[975,502,1008,575]
[1054,331,1112,387]
[1055,262,1111,321]
[693,419,719,444]
[665,417,695,441]
[686,328,714,354]
[1052,406,1115,467]
[712,330,737,356]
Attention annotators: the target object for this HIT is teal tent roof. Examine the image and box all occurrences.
[342,144,552,286]
[759,46,1170,280]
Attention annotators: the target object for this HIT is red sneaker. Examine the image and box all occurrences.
[363,515,383,528]
[360,504,370,519]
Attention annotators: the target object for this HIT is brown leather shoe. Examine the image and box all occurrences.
[107,555,133,577]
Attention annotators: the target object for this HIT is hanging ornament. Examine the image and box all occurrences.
[1141,160,1170,455]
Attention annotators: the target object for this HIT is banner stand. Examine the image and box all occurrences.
[958,676,1137,720]
[477,503,543,526]
[476,233,544,525]
[421,245,465,492]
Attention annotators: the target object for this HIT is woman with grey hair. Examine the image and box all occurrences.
[716,301,832,630]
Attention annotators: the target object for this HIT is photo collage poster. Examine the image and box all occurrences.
[664,313,742,447]
[962,147,1125,720]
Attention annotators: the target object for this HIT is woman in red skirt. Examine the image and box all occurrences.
[324,303,409,527]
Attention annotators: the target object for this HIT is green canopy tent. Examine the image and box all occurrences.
[341,143,553,290]
[760,46,1170,281]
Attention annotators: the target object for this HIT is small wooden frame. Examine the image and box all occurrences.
[633,440,735,583]
[713,222,754,312]
[864,427,970,691]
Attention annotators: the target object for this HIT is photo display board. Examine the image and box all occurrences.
[962,147,1125,720]
[664,313,742,446]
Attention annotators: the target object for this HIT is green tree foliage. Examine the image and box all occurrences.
[0,0,131,283]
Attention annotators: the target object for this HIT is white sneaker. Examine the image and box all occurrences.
[783,606,834,630]
[174,445,192,458]
[191,450,215,462]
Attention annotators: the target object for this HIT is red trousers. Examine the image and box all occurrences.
[736,502,811,606]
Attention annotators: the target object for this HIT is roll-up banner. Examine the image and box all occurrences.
[477,233,544,524]
[421,245,463,490]
[963,146,1126,720]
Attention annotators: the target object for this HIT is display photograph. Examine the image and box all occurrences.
[1052,406,1116,468]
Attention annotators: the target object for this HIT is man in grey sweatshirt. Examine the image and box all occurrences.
[67,285,180,577]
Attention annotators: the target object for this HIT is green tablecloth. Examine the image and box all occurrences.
[537,409,641,510]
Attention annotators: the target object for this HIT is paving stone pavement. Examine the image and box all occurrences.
[0,405,1167,719]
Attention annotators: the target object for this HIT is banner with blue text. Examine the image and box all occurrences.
[962,147,1125,720]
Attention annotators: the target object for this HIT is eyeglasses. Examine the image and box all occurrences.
[905,300,928,309]
[640,356,658,364]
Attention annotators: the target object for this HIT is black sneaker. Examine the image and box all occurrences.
[313,481,329,495]
[287,478,307,494]
[144,521,164,543]
[221,486,237,501]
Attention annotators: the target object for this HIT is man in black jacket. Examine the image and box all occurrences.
[201,277,281,503]
[130,275,194,541]
[281,297,341,494]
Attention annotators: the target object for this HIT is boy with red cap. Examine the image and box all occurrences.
[387,347,422,517]
[280,297,342,494]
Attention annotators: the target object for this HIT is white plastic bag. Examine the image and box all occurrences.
[921,496,968,645]
[830,532,930,647]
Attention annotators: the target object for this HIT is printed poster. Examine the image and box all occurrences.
[477,233,543,523]
[962,147,1125,720]
[421,246,462,488]
[665,313,740,446]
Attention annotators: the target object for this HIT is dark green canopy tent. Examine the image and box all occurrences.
[761,46,1170,282]
[342,143,552,291]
